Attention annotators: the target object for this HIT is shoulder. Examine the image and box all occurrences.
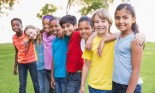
[131,41,143,52]
[12,34,17,39]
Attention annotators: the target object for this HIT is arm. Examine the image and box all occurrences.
[80,59,91,93]
[97,32,119,56]
[51,59,55,89]
[13,46,18,75]
[85,31,97,51]
[126,41,143,93]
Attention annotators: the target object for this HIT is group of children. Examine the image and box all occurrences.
[11,3,145,93]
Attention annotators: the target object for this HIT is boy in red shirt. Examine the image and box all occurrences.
[59,15,83,93]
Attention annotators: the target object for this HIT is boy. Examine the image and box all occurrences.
[59,15,83,93]
[11,18,39,93]
[49,16,69,93]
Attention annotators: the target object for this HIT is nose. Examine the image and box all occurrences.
[98,21,102,26]
[119,18,124,23]
[64,27,68,32]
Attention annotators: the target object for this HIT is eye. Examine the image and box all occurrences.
[94,21,99,23]
[115,16,120,20]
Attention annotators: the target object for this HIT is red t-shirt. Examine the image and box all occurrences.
[66,31,84,73]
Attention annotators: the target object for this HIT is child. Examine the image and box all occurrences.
[112,3,143,93]
[59,15,83,93]
[11,18,39,93]
[42,15,55,93]
[49,16,69,93]
[24,25,46,93]
[80,9,115,93]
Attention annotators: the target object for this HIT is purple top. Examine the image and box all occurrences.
[43,32,55,70]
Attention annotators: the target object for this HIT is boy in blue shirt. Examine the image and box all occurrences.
[50,16,69,93]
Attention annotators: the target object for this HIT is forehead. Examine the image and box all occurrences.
[49,20,59,25]
[26,28,37,34]
[12,20,21,25]
[62,22,72,26]
[79,21,91,27]
[42,19,50,24]
[93,15,106,21]
[115,8,132,16]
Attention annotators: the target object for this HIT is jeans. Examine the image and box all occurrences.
[88,85,112,93]
[112,81,142,93]
[45,70,55,93]
[18,61,40,93]
[54,77,66,93]
[38,69,46,93]
[66,72,81,93]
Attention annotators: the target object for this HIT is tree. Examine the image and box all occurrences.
[36,3,57,19]
[36,0,130,18]
[79,0,130,16]
[0,0,19,15]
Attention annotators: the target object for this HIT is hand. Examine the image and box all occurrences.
[51,77,55,89]
[134,33,146,46]
[13,67,18,75]
[85,42,93,51]
[79,86,85,93]
[97,39,105,57]
[58,30,64,39]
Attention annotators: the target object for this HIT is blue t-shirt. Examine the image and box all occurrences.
[35,41,45,70]
[113,32,143,85]
[52,36,69,78]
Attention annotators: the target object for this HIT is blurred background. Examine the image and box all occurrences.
[0,0,154,43]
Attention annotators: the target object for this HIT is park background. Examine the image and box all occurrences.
[0,0,155,93]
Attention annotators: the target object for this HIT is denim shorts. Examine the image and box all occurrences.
[112,81,142,93]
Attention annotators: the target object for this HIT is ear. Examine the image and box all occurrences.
[132,16,136,23]
[74,24,77,30]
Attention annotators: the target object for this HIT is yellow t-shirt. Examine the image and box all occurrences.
[82,36,115,90]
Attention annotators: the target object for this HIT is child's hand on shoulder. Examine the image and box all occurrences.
[134,32,146,46]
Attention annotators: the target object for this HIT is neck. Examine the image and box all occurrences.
[47,32,52,37]
[97,32,109,38]
[16,31,23,37]
[121,30,133,38]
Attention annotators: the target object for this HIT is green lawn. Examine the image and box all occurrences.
[0,42,155,93]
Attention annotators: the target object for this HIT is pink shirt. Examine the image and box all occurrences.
[43,32,55,70]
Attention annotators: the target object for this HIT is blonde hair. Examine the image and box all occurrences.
[91,8,113,33]
[24,25,43,44]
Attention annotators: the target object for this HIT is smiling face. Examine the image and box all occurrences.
[11,20,23,33]
[78,21,93,40]
[115,8,136,33]
[93,15,110,36]
[49,19,62,36]
[42,18,50,33]
[25,28,38,40]
[61,22,76,36]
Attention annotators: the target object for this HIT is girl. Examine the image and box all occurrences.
[24,25,46,93]
[112,3,143,93]
[42,15,55,93]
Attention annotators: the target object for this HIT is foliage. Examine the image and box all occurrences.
[36,3,57,19]
[79,0,130,16]
[0,0,18,15]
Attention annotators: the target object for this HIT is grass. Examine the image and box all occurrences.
[0,42,155,93]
